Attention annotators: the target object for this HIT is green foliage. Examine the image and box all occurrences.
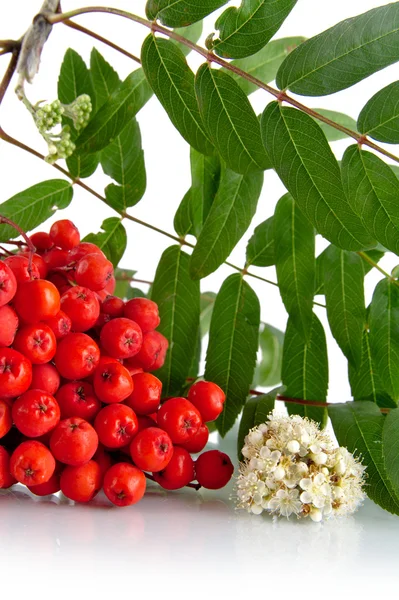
[312,109,357,141]
[173,21,203,56]
[358,80,399,144]
[83,217,127,267]
[146,0,228,27]
[188,148,221,238]
[252,324,284,388]
[237,391,278,459]
[246,216,274,267]
[90,47,121,109]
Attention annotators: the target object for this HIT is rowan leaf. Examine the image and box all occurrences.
[382,409,399,503]
[174,189,193,238]
[83,217,126,267]
[246,216,274,267]
[252,323,284,388]
[189,148,221,238]
[312,109,357,142]
[174,21,203,56]
[90,47,121,109]
[146,0,228,27]
[358,80,399,144]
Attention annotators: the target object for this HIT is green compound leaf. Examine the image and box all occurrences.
[237,391,278,459]
[358,80,399,144]
[329,401,399,516]
[83,217,126,268]
[341,145,399,256]
[189,148,221,238]
[312,109,357,142]
[141,35,213,155]
[174,21,203,56]
[252,323,284,388]
[195,64,270,174]
[100,119,146,212]
[369,278,399,403]
[212,0,298,59]
[190,166,263,279]
[323,245,365,368]
[151,245,200,397]
[276,3,399,96]
[205,274,260,437]
[382,409,399,503]
[0,180,73,241]
[246,216,274,267]
[146,0,228,27]
[261,102,375,251]
[76,68,152,155]
[274,193,315,341]
[282,313,328,426]
[90,47,121,109]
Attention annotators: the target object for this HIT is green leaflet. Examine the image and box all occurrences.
[276,3,399,96]
[382,409,399,503]
[274,193,315,341]
[146,0,228,27]
[212,0,298,59]
[358,80,399,144]
[237,391,278,459]
[174,190,193,238]
[141,36,212,155]
[252,323,284,388]
[90,47,121,109]
[190,166,264,279]
[246,216,274,267]
[323,246,365,368]
[189,148,221,238]
[329,402,399,515]
[312,109,357,142]
[114,268,137,300]
[174,21,203,56]
[341,145,399,256]
[100,119,146,212]
[261,102,375,251]
[205,274,260,437]
[195,64,270,174]
[151,246,200,397]
[200,291,217,337]
[83,218,126,268]
[369,278,399,403]
[0,180,73,241]
[282,313,328,426]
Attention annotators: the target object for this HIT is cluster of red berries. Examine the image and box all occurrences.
[0,219,234,507]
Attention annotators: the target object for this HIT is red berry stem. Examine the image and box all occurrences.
[0,215,36,278]
[144,472,202,491]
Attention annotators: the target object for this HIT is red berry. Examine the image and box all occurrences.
[49,219,80,250]
[92,444,112,478]
[30,363,61,395]
[153,446,195,490]
[0,399,12,439]
[45,310,72,339]
[13,323,57,365]
[56,381,101,421]
[125,372,162,416]
[127,330,168,371]
[10,440,56,486]
[42,247,71,270]
[0,261,17,307]
[13,279,60,323]
[61,286,100,332]
[195,450,234,489]
[103,463,146,507]
[46,272,72,295]
[69,242,104,263]
[75,253,114,291]
[19,252,48,278]
[157,398,202,444]
[94,403,138,449]
[187,381,225,422]
[28,471,61,496]
[101,295,124,318]
[50,417,98,466]
[124,298,160,333]
[55,333,100,380]
[93,361,133,404]
[0,445,16,488]
[29,231,54,252]
[60,460,102,502]
[0,304,19,347]
[124,364,144,378]
[4,255,40,282]
[136,415,157,433]
[179,424,209,454]
[12,389,60,437]
[130,427,173,472]
[0,348,32,399]
[100,317,143,359]
[103,275,116,296]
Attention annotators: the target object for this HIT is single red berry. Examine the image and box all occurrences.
[179,424,209,454]
[103,463,146,507]
[75,253,114,291]
[56,381,101,421]
[0,348,32,399]
[60,460,102,502]
[0,261,17,308]
[153,446,195,490]
[157,397,202,445]
[13,323,57,365]
[124,364,144,378]
[50,417,98,466]
[55,333,100,380]
[195,450,234,489]
[0,304,19,347]
[49,219,80,250]
[94,403,138,449]
[45,310,72,339]
[0,399,12,439]
[130,426,173,472]
[92,444,112,478]
[29,231,54,252]
[13,279,60,323]
[69,242,104,263]
[12,389,61,437]
[4,255,40,282]
[100,317,143,360]
[187,381,226,422]
[103,275,116,295]
[125,372,162,416]
[28,471,61,496]
[101,295,124,318]
[46,271,72,295]
[61,286,100,332]
[0,445,16,488]
[30,363,61,395]
[43,247,71,270]
[94,312,111,331]
[10,440,56,486]
[127,330,168,371]
[136,415,157,433]
[124,298,160,333]
[19,252,48,279]
[93,361,133,404]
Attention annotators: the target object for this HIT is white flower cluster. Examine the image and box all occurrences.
[236,412,366,522]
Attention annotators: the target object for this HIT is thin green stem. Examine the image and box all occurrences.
[357,251,398,285]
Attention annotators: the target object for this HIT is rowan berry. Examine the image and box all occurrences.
[153,446,195,490]
[125,372,162,415]
[130,426,173,472]
[75,253,113,291]
[100,317,143,359]
[10,440,56,486]
[55,333,100,380]
[42,247,71,270]
[45,310,72,339]
[12,389,60,437]
[50,417,98,466]
[29,231,54,252]
[0,348,32,399]
[69,242,104,263]
[124,298,160,333]
[94,403,138,449]
[127,330,168,371]
[103,274,116,295]
[103,462,146,507]
[0,445,16,488]
[157,397,202,444]
[136,415,157,432]
[101,295,124,318]
[0,261,17,307]
[60,460,102,502]
[92,444,112,478]
[13,323,57,364]
[195,450,234,489]
[61,286,100,332]
[28,471,61,496]
[187,381,226,422]
[49,219,80,250]
[0,399,12,439]
[19,252,48,278]
[56,381,101,421]
[93,360,133,404]
[179,424,209,454]
[13,279,60,323]
[0,304,18,347]
[4,255,40,282]
[29,363,60,395]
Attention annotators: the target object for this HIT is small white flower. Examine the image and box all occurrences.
[268,489,302,518]
[299,474,331,509]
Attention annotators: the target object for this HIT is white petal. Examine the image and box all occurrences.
[300,491,312,504]
[310,509,323,522]
[251,504,263,515]
[300,478,312,491]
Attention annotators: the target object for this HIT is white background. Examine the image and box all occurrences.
[1,1,399,598]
